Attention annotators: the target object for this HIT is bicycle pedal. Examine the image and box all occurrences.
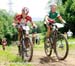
[23,49,27,52]
[23,48,29,52]
[46,38,50,43]
[26,48,30,51]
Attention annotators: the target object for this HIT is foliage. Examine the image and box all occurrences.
[35,21,46,33]
[62,0,67,4]
[59,0,75,35]
[0,10,17,43]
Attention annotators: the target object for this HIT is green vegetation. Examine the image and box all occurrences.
[0,10,17,44]
[0,46,32,66]
[0,46,22,62]
[0,10,16,37]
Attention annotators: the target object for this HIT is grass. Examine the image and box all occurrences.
[34,33,75,50]
[34,40,75,52]
[9,63,32,66]
[0,46,22,62]
[0,62,32,66]
[67,38,75,42]
[67,38,75,49]
[69,44,75,49]
[0,45,32,66]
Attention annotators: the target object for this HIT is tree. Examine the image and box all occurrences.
[0,9,17,43]
[62,0,67,4]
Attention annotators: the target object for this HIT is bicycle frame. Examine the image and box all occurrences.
[18,23,29,51]
[50,24,61,50]
[21,30,27,51]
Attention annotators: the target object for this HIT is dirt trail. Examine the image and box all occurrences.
[31,50,75,66]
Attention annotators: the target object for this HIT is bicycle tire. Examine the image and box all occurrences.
[55,34,69,60]
[44,37,52,56]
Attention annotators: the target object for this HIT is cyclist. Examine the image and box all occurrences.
[44,2,66,39]
[12,7,36,54]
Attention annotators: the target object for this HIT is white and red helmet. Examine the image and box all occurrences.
[22,7,29,14]
[50,2,57,7]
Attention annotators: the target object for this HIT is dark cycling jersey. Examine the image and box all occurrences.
[48,11,61,19]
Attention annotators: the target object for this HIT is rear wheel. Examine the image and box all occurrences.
[55,34,69,60]
[44,37,52,56]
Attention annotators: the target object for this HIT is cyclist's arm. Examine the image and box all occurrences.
[31,21,37,28]
[44,15,55,27]
[12,15,19,27]
[44,15,49,28]
[45,15,49,23]
[57,14,66,24]
[29,17,37,28]
[45,15,55,23]
[14,14,20,24]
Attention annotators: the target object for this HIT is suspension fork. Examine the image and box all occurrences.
[21,31,26,51]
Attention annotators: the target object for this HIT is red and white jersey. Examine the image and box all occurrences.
[14,14,32,24]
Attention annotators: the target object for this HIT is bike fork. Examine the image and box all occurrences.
[22,35,27,52]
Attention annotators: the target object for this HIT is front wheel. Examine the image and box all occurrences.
[21,37,33,62]
[55,34,69,60]
[44,37,52,57]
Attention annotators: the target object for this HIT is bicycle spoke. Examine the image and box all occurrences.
[44,38,52,56]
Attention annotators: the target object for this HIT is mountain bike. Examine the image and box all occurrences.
[44,23,69,60]
[17,23,33,62]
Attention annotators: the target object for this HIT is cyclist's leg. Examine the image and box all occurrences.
[32,33,35,44]
[18,31,22,45]
[17,31,22,55]
[32,33,36,44]
[25,31,30,48]
[44,23,51,38]
[32,27,37,45]
[46,26,51,38]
